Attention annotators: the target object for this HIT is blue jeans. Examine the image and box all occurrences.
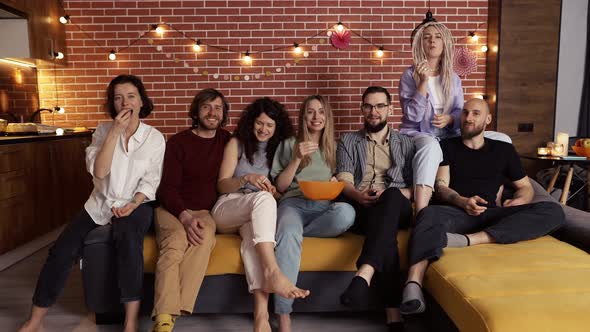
[273,197,356,314]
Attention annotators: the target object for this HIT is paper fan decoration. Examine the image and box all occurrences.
[330,29,351,50]
[453,46,477,77]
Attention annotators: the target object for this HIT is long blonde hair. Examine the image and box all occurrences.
[294,95,336,172]
[411,21,455,114]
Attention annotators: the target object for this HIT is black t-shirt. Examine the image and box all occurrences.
[440,137,526,207]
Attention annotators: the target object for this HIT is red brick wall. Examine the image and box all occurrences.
[39,0,489,138]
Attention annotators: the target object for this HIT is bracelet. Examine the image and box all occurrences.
[239,175,247,188]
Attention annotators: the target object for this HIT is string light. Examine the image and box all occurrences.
[54,106,65,114]
[58,17,487,67]
[192,40,202,52]
[53,52,64,59]
[59,15,70,24]
[480,45,488,52]
[492,45,498,53]
[376,46,384,57]
[243,51,251,64]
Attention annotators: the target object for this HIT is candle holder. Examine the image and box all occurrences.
[546,142,555,155]
[537,147,549,156]
[552,143,564,156]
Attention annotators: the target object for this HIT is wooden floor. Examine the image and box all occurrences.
[0,246,416,332]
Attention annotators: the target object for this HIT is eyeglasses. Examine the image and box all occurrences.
[361,103,389,112]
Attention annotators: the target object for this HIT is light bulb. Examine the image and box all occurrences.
[56,106,65,114]
[55,128,64,135]
[480,45,488,52]
[55,52,64,59]
[476,94,484,100]
[243,51,251,64]
[492,45,498,53]
[471,34,479,42]
[155,26,164,35]
[336,22,344,32]
[108,50,116,61]
[293,43,302,54]
[15,69,23,84]
[376,47,384,57]
[59,15,70,24]
[193,42,201,52]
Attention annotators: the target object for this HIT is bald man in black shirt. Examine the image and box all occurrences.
[399,98,565,315]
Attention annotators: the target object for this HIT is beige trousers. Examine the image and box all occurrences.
[151,207,216,318]
[211,191,277,292]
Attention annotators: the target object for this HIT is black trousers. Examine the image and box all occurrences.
[348,187,412,308]
[408,201,565,266]
[32,204,153,307]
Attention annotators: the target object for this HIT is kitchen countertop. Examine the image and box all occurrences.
[0,131,93,145]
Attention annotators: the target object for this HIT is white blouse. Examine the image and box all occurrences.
[84,122,166,225]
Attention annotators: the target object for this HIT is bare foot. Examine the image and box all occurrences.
[277,314,291,332]
[263,269,310,299]
[254,312,271,332]
[17,320,41,332]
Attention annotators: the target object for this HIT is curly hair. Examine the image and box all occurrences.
[105,74,154,119]
[235,97,295,168]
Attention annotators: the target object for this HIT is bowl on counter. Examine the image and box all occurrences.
[298,181,345,200]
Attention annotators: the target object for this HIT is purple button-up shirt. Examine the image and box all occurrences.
[398,66,463,138]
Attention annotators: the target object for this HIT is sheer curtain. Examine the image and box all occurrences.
[578,7,590,137]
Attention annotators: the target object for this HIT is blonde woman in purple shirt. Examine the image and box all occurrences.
[399,21,510,214]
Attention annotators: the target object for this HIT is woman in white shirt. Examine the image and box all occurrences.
[19,75,165,332]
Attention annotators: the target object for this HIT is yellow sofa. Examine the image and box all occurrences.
[143,231,410,275]
[142,232,590,331]
[85,222,590,331]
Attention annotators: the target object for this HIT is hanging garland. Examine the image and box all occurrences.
[57,2,489,81]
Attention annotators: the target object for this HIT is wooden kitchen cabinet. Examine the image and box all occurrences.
[0,0,66,62]
[0,134,92,254]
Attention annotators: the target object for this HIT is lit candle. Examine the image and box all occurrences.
[537,147,548,156]
[556,132,569,156]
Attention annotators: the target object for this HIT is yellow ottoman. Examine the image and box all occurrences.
[425,236,590,332]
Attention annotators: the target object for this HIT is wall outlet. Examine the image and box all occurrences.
[518,123,534,132]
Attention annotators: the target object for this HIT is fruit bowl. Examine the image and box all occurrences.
[572,145,590,158]
[299,181,345,200]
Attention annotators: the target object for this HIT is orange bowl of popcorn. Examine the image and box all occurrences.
[299,181,345,200]
[572,145,590,158]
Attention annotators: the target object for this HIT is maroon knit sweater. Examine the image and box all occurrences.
[157,128,230,218]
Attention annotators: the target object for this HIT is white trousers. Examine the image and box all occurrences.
[211,191,277,292]
[412,131,512,187]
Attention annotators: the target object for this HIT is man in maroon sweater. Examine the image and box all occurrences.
[151,88,231,332]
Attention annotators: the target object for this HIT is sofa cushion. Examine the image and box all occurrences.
[143,230,410,275]
[425,236,590,332]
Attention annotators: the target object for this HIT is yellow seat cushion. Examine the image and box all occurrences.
[425,236,590,332]
[143,230,410,275]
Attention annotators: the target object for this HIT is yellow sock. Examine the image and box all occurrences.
[152,314,175,332]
